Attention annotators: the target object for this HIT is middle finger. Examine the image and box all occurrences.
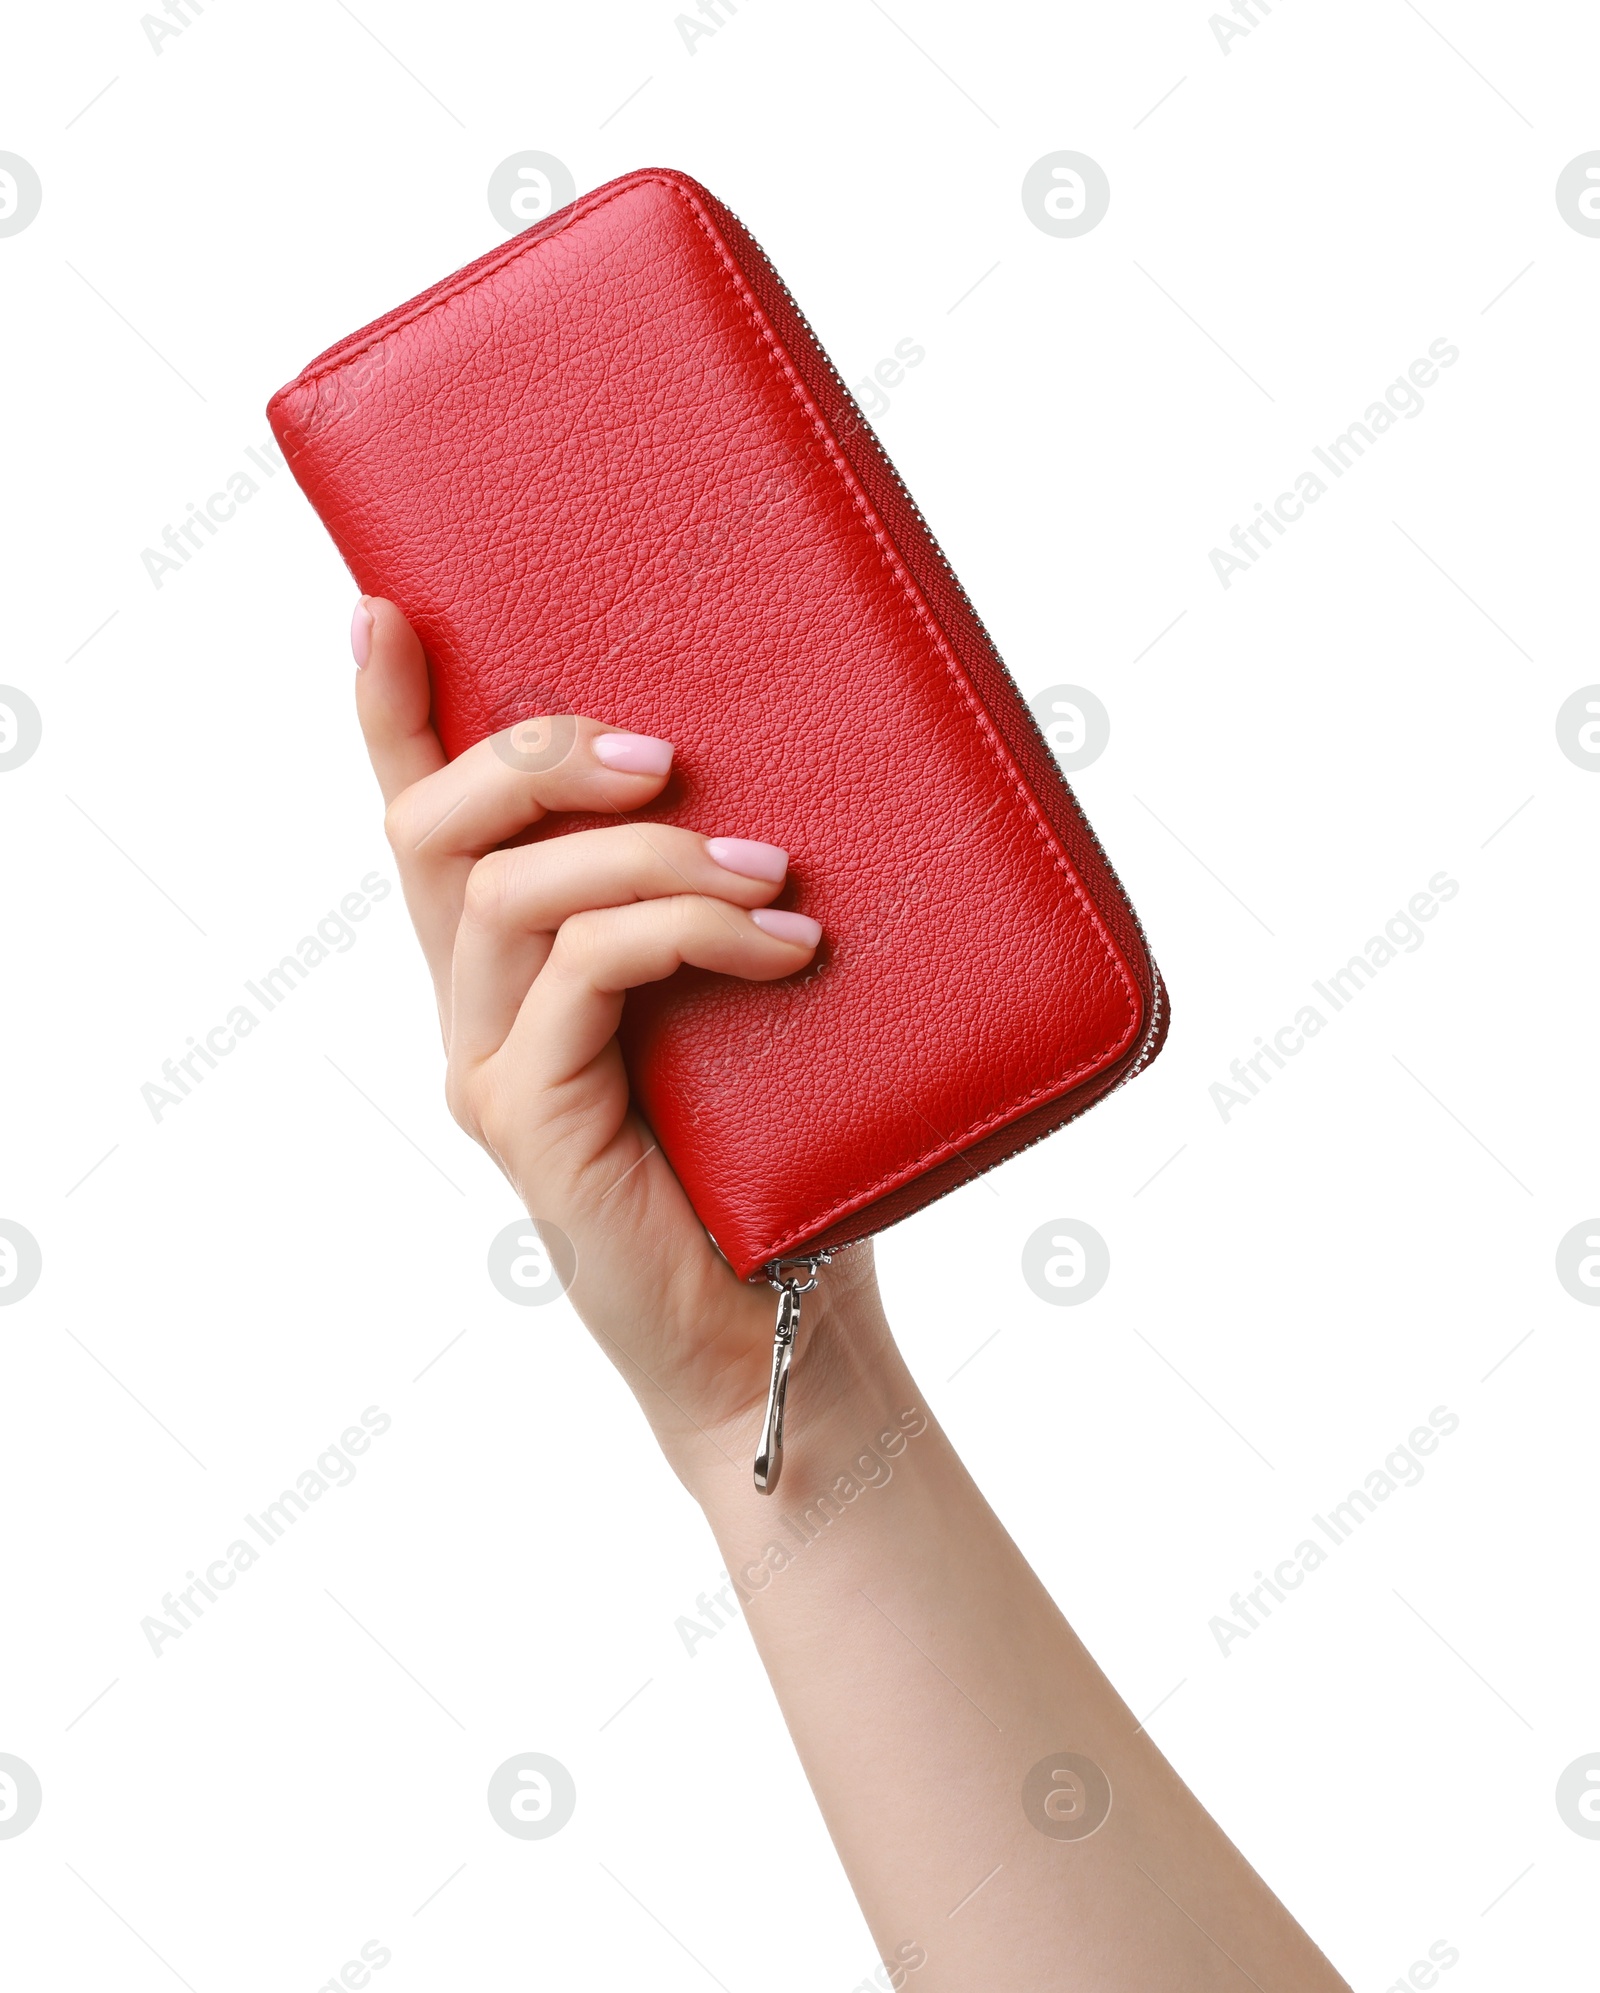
[448,824,791,1063]
[383,717,676,1002]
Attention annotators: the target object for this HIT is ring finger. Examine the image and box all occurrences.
[448,824,794,1064]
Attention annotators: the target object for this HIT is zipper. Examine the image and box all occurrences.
[751,1253,831,1494]
[714,196,1165,1046]
[724,196,1168,1314]
[738,981,1158,1482]
[750,979,1162,1279]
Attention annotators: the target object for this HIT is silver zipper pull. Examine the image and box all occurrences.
[753,1254,830,1495]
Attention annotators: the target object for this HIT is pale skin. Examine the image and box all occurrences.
[352,595,1351,1991]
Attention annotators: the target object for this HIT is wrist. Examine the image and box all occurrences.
[670,1246,916,1515]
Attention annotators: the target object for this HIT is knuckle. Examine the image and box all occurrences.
[669,894,712,946]
[382,793,422,854]
[461,849,518,928]
[444,1060,501,1148]
[548,905,603,974]
[442,1065,476,1134]
[627,822,685,877]
[647,895,699,965]
[442,1043,490,1139]
[469,1069,518,1160]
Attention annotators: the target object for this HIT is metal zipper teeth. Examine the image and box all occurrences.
[722,206,1165,995]
[726,206,1168,1275]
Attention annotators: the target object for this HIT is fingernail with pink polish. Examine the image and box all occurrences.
[350,600,373,668]
[751,908,822,948]
[593,731,673,776]
[707,836,788,884]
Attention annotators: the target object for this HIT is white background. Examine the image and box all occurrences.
[2,2,1597,1987]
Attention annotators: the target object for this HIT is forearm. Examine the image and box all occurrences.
[349,597,1343,1988]
[674,1279,1350,1992]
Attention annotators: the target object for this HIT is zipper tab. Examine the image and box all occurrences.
[752,1254,830,1495]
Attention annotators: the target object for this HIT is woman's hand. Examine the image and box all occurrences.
[349,596,1350,1991]
[350,594,885,1475]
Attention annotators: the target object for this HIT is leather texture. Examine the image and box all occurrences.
[267,167,1168,1279]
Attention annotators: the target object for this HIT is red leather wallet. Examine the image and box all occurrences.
[267,167,1168,1284]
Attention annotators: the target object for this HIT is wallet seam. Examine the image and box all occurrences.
[757,1040,1141,1265]
[274,169,1143,1245]
[277,175,671,401]
[653,183,1141,1078]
